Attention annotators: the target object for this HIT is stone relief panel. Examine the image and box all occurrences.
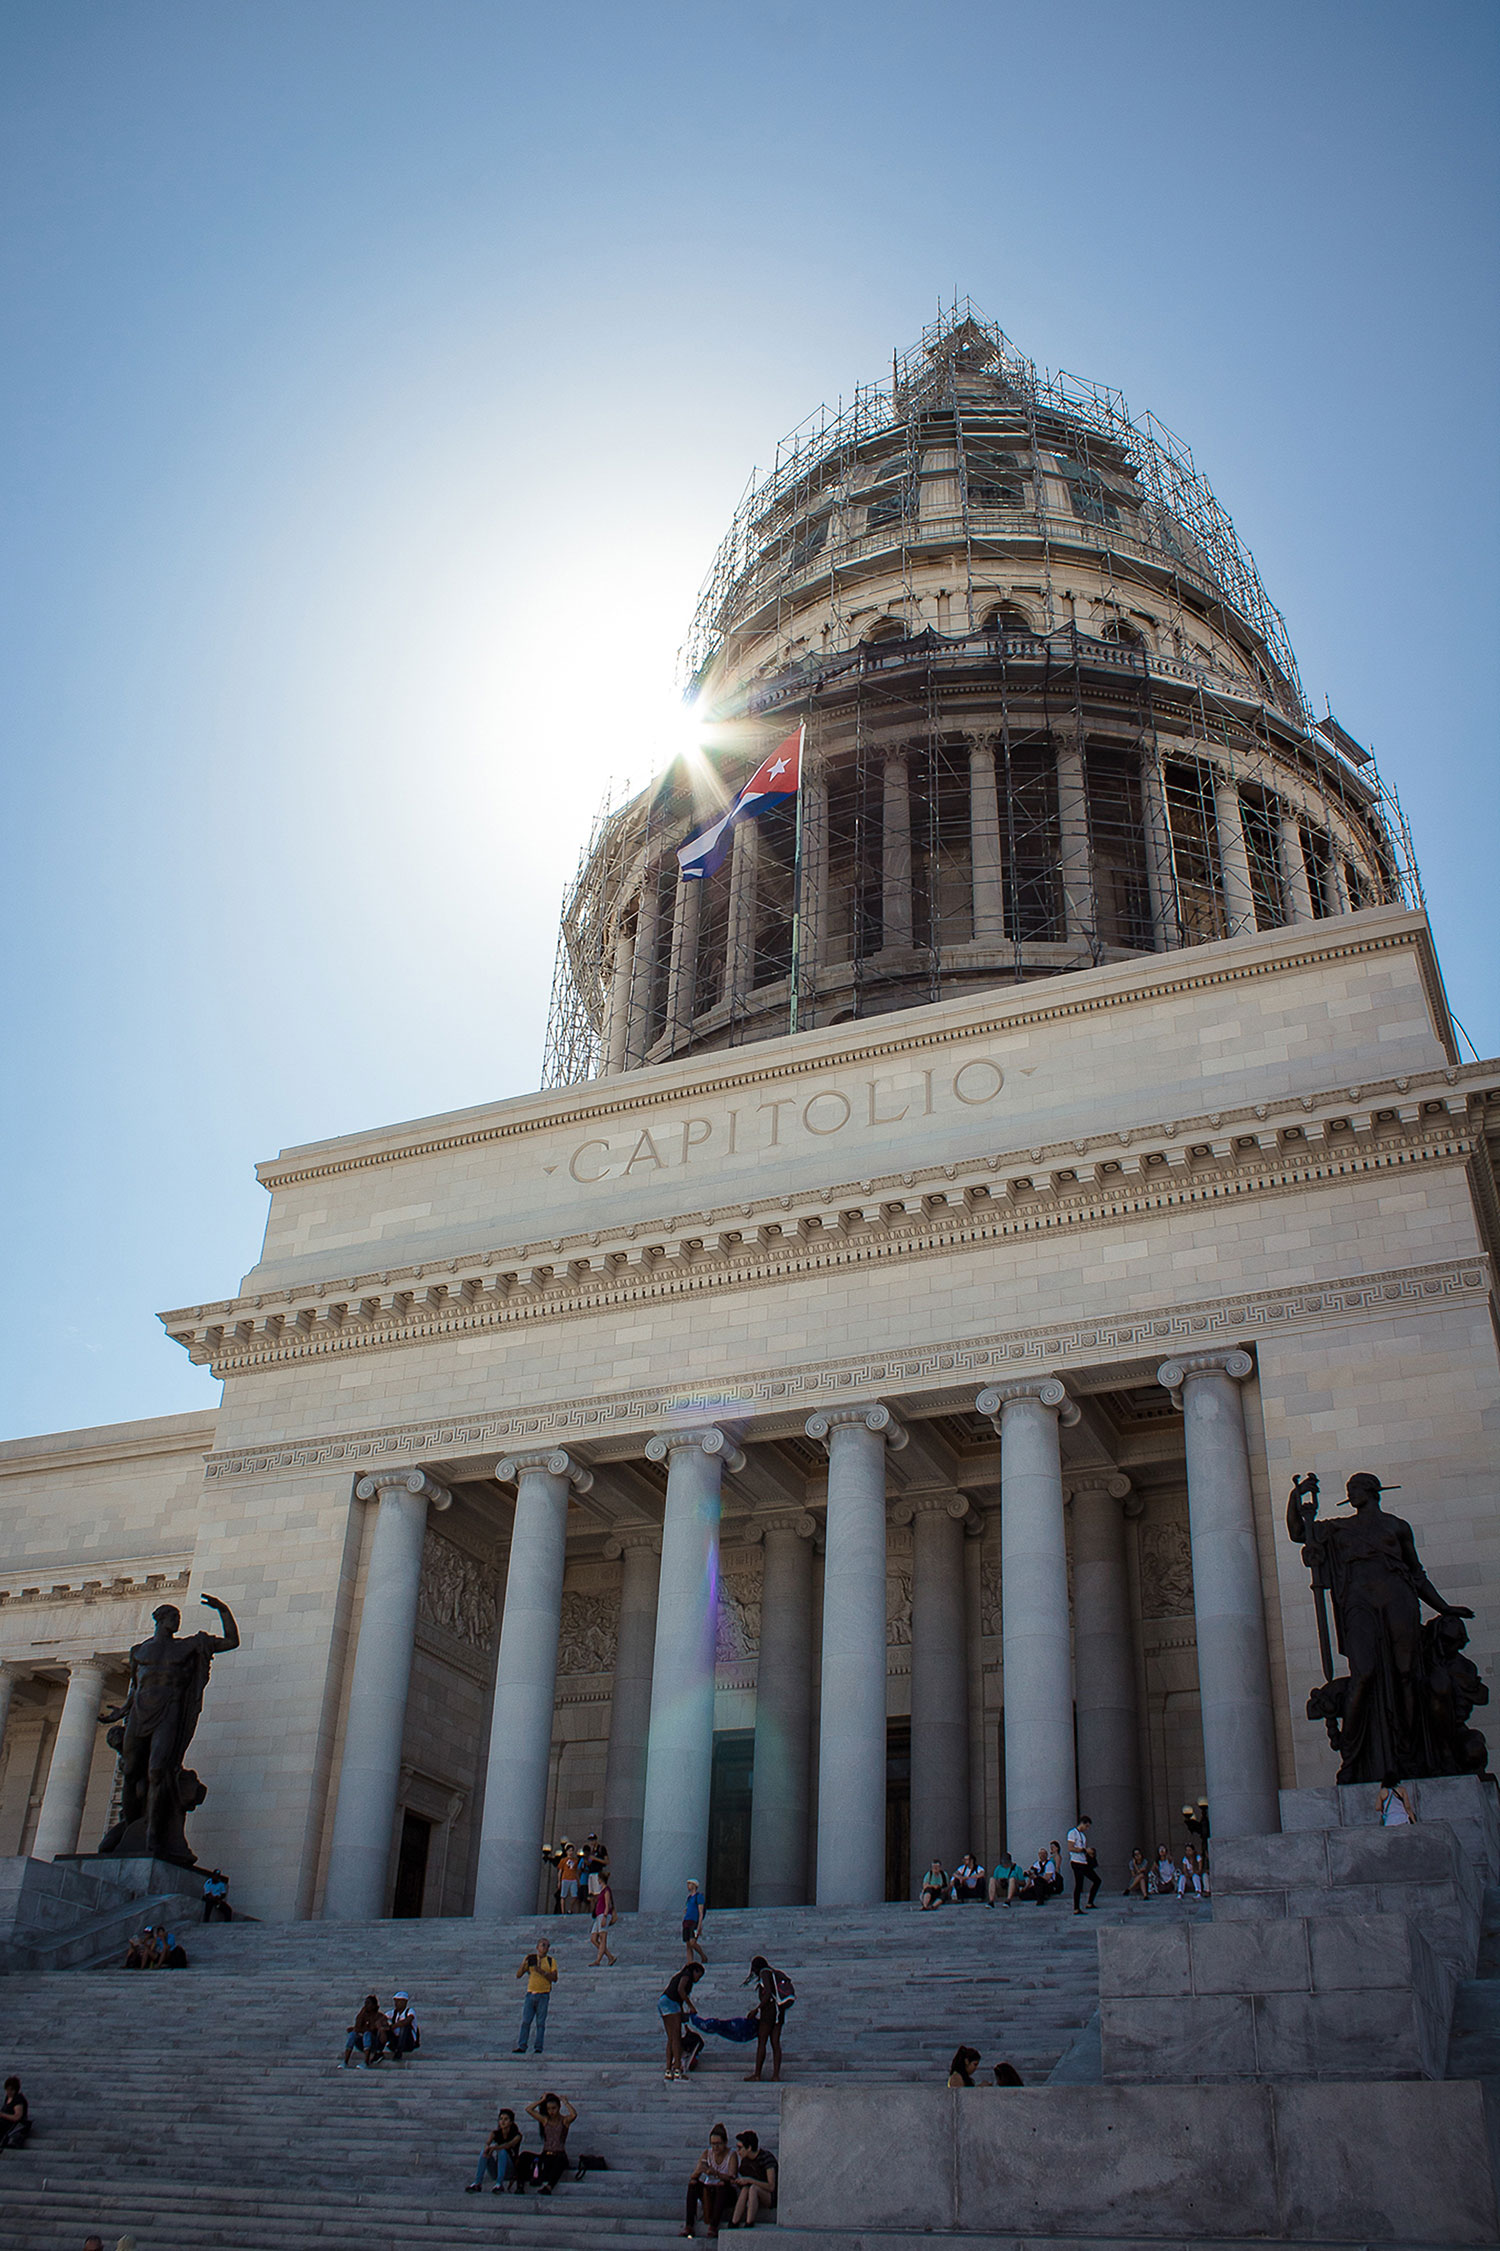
[558,1591,619,1676]
[716,1571,761,1664]
[981,1561,1002,1638]
[887,1571,913,1648]
[419,1534,499,1651]
[1140,1518,1194,1619]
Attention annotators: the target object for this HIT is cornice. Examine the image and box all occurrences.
[164,1084,1487,1376]
[198,1252,1488,1482]
[0,1422,217,1480]
[249,911,1454,1192]
[0,1561,192,1611]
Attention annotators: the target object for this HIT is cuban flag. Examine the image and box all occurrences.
[676,727,803,882]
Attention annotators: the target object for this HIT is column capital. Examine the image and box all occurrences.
[967,729,999,755]
[645,1425,746,1473]
[1157,1348,1254,1406]
[604,1528,662,1560]
[496,1447,594,1494]
[805,1403,908,1451]
[976,1377,1081,1427]
[745,1511,818,1543]
[889,1490,970,1526]
[355,1468,452,1511]
[1065,1471,1133,1506]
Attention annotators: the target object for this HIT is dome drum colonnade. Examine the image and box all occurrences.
[316,1351,1276,1920]
[546,307,1412,1088]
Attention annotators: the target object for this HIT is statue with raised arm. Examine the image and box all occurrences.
[1286,1471,1484,1784]
[97,1595,240,1866]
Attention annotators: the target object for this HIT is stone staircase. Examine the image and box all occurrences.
[0,1890,1178,2251]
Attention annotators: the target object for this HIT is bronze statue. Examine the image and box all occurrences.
[1287,1472,1486,1784]
[97,1595,239,1866]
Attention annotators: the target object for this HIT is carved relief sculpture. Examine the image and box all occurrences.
[419,1534,499,1651]
[557,1591,620,1676]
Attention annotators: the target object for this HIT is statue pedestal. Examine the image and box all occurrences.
[58,1853,207,1904]
[1279,1773,1498,1882]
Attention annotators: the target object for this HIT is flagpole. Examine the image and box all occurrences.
[788,724,806,1036]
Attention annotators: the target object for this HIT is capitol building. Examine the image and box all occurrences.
[2,307,1496,1926]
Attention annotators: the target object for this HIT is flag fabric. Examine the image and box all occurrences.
[676,727,802,881]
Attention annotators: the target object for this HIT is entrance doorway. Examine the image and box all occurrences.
[708,1731,754,1907]
[392,1811,432,1918]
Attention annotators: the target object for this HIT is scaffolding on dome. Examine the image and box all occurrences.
[539,305,1424,1090]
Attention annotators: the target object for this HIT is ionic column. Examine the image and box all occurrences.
[1139,753,1179,949]
[602,922,635,1075]
[32,1657,108,1862]
[601,1529,661,1911]
[625,871,662,1067]
[638,1426,745,1910]
[1068,1472,1143,1880]
[664,866,701,1050]
[724,818,759,1007]
[977,1379,1080,1861]
[968,736,1005,945]
[1157,1351,1279,1840]
[900,1492,971,1874]
[1054,731,1094,948]
[747,1512,818,1906]
[881,750,913,951]
[1214,775,1257,937]
[807,1404,907,1905]
[323,1470,450,1920]
[1277,806,1315,923]
[473,1449,594,1918]
[964,1516,988,1853]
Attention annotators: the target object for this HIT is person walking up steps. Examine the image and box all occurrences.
[682,1877,708,1963]
[590,1874,618,1966]
[1067,1816,1101,1913]
[514,1937,559,2053]
[742,1954,794,2082]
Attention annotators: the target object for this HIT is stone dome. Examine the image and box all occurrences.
[544,305,1412,1083]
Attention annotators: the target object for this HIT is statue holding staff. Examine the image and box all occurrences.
[1286,1471,1485,1785]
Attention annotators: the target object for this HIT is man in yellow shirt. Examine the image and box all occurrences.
[513,1936,560,2053]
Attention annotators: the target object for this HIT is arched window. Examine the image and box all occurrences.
[861,616,908,646]
[981,602,1033,637]
[1100,618,1145,649]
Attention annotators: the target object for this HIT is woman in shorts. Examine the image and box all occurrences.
[590,1876,617,1966]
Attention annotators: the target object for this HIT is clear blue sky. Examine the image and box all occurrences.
[3,0,1496,1440]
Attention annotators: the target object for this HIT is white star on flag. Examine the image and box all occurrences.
[676,727,803,882]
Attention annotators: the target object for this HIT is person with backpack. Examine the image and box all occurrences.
[741,1954,794,2083]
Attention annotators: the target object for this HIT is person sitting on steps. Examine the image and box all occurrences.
[919,1857,948,1909]
[681,2121,737,2237]
[466,2107,522,2192]
[729,2130,777,2228]
[387,1992,419,2059]
[947,2045,982,2086]
[522,2091,577,2194]
[987,1856,1022,1907]
[343,1994,386,2067]
[1125,1848,1151,1899]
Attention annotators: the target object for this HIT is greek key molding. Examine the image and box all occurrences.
[162,1078,1489,1380]
[198,1255,1491,1482]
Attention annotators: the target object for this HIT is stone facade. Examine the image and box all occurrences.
[0,905,1495,1921]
